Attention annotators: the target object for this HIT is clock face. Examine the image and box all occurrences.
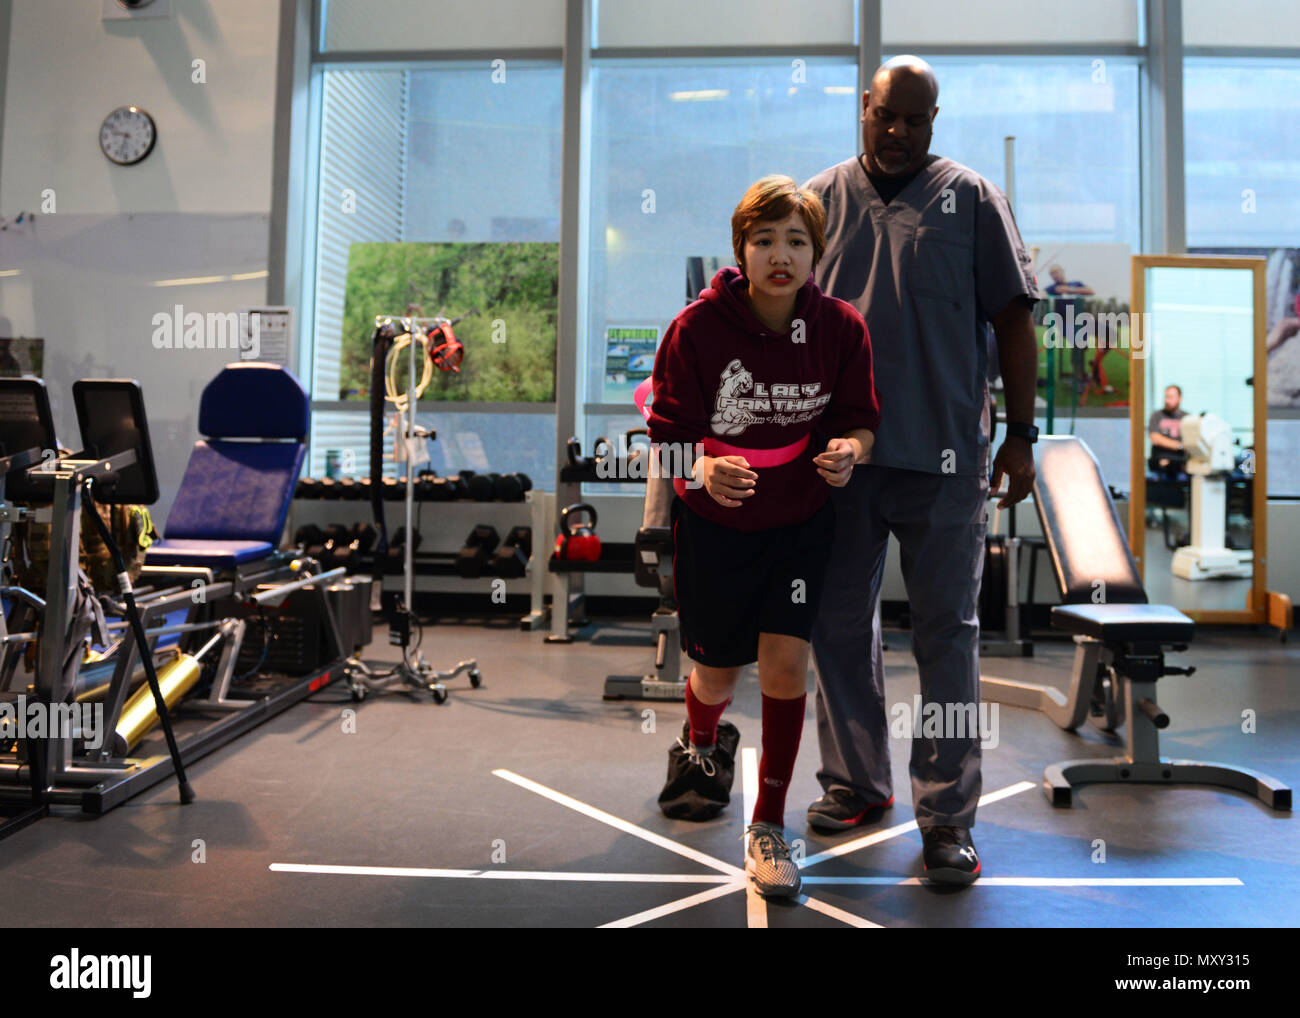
[99,107,156,165]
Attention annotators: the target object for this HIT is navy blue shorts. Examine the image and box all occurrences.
[670,496,836,668]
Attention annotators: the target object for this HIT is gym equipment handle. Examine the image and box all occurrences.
[1137,697,1170,729]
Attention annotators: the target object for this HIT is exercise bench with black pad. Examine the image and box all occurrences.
[980,435,1291,810]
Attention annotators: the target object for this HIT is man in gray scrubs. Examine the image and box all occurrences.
[802,56,1040,886]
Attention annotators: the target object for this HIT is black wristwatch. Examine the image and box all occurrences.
[1005,421,1039,443]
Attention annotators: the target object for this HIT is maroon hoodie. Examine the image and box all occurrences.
[647,266,881,532]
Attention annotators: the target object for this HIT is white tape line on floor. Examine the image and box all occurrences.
[269,863,736,883]
[740,746,766,929]
[493,767,743,877]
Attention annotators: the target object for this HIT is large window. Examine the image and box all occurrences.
[586,58,858,443]
[308,65,563,483]
[916,56,1142,250]
[1185,58,1300,249]
[1185,57,1300,495]
[297,6,1299,500]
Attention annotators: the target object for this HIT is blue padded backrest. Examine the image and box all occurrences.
[165,440,305,543]
[198,362,310,440]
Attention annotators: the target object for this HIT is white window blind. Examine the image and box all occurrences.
[310,69,408,476]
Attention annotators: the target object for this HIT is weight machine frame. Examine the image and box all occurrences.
[0,382,349,840]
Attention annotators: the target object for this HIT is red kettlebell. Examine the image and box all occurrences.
[555,503,601,562]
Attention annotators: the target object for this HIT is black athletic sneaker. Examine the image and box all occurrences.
[921,825,981,886]
[657,721,739,821]
[806,787,895,833]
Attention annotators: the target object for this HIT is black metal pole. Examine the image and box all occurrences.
[82,480,194,804]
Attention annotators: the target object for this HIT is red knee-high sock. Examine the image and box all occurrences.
[685,672,729,748]
[752,693,807,827]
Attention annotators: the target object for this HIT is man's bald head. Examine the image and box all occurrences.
[862,55,940,177]
[871,56,939,106]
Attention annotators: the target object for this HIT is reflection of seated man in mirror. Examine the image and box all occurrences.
[1148,383,1187,477]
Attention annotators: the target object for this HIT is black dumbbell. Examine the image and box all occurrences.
[338,477,362,500]
[385,526,422,566]
[415,473,437,501]
[294,523,324,549]
[296,478,322,499]
[469,473,497,502]
[455,469,494,502]
[350,522,377,552]
[331,522,376,574]
[441,473,469,499]
[318,477,341,500]
[389,526,421,550]
[494,473,533,502]
[382,476,405,501]
[456,525,500,578]
[491,526,531,578]
[306,538,342,571]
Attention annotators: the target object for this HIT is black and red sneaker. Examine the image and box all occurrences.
[805,787,894,833]
[921,825,981,886]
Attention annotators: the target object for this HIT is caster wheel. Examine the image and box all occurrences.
[469,669,482,688]
[432,686,448,704]
[350,684,366,703]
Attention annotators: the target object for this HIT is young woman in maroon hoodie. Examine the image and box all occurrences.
[645,175,880,898]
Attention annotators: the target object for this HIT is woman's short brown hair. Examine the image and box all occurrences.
[731,174,827,277]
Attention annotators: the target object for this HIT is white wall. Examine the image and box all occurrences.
[0,0,282,524]
[1,0,278,215]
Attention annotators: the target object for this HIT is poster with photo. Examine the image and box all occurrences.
[342,241,558,403]
[1190,247,1300,409]
[604,326,658,404]
[1022,242,1133,411]
[0,338,43,378]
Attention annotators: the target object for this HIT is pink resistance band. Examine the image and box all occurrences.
[633,376,810,469]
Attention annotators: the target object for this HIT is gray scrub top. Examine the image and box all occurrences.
[804,155,1039,477]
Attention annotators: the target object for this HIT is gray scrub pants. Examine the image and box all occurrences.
[810,464,988,830]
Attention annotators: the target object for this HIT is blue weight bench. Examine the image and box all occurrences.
[146,362,308,574]
[980,436,1290,810]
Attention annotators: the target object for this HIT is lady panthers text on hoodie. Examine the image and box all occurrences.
[647,266,881,532]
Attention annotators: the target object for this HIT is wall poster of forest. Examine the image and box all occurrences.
[341,242,558,402]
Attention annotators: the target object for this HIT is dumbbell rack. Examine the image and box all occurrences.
[289,486,555,632]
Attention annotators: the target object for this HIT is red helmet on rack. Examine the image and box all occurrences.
[427,322,464,373]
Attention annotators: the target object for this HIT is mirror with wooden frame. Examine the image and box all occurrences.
[1129,255,1270,623]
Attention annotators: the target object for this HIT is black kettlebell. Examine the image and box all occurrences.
[566,437,610,474]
